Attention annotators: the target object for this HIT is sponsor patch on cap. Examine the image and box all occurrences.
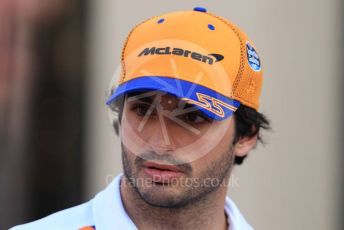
[246,42,261,71]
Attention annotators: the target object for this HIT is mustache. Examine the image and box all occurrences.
[134,151,192,173]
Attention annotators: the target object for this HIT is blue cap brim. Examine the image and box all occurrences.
[106,76,240,120]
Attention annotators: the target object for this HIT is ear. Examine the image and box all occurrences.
[233,134,258,158]
[113,119,120,135]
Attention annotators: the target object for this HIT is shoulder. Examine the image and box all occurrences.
[10,200,95,230]
[10,174,135,230]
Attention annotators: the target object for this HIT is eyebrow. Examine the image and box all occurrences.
[126,91,155,103]
[171,104,204,116]
[126,92,205,114]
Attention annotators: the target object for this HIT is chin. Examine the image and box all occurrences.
[138,187,189,208]
[134,176,188,208]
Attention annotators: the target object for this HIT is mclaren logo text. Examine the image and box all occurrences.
[138,47,224,65]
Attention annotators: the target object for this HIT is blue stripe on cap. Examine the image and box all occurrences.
[106,76,240,120]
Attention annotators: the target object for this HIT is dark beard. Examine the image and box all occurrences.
[121,142,235,209]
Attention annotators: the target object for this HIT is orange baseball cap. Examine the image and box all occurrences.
[106,7,263,120]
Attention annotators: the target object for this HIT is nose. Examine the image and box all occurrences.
[148,117,177,155]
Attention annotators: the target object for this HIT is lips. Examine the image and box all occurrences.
[142,162,183,172]
[142,161,183,183]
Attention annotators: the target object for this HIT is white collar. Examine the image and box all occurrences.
[224,196,253,230]
[92,173,136,229]
[92,173,253,230]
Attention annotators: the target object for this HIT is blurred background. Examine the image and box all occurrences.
[0,0,343,229]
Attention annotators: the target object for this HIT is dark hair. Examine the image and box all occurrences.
[232,105,270,164]
[110,93,271,165]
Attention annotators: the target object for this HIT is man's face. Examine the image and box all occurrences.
[120,91,236,208]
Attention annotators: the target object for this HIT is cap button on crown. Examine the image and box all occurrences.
[193,7,207,13]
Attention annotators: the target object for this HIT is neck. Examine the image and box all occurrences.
[120,175,229,230]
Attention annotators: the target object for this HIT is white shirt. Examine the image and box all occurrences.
[11,173,254,230]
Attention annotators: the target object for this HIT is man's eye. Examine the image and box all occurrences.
[183,112,209,124]
[134,104,151,116]
[135,104,149,116]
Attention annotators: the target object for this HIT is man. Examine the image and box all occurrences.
[12,7,270,230]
